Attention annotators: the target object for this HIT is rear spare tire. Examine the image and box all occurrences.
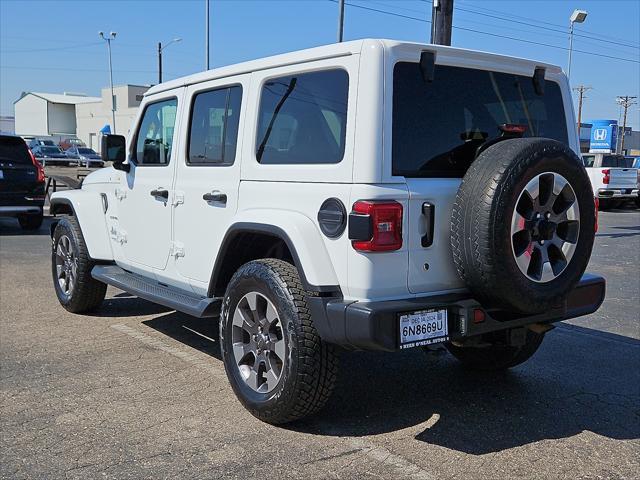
[451,138,595,314]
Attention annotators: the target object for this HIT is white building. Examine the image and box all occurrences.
[75,85,149,150]
[14,84,150,150]
[0,115,15,134]
[14,92,101,139]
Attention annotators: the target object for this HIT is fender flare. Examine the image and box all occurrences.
[208,218,341,297]
[49,191,113,261]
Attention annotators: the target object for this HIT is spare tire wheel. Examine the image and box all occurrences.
[451,138,595,314]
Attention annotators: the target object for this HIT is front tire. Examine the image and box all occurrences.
[446,329,545,371]
[51,216,107,313]
[220,259,338,424]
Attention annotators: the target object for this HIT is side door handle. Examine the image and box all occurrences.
[150,188,169,199]
[202,191,227,204]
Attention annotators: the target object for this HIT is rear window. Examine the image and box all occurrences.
[256,69,348,165]
[393,63,569,177]
[601,155,633,167]
[0,136,32,164]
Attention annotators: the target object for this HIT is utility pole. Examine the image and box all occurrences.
[431,0,454,46]
[616,96,637,154]
[337,0,345,43]
[99,31,117,133]
[158,38,181,84]
[205,0,210,70]
[573,85,591,139]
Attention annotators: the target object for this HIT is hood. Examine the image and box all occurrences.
[81,166,121,186]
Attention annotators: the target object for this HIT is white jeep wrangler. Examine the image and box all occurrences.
[50,39,605,424]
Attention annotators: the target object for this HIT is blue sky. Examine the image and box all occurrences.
[1,0,639,128]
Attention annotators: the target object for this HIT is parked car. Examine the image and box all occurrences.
[65,147,104,168]
[583,153,639,209]
[27,137,57,149]
[31,145,70,166]
[59,137,86,151]
[0,134,46,229]
[49,39,604,424]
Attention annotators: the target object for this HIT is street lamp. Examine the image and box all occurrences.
[567,9,588,80]
[157,37,182,84]
[99,31,117,133]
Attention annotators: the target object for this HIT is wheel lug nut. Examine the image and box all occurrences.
[540,240,545,245]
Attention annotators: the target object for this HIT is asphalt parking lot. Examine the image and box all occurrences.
[1,203,639,479]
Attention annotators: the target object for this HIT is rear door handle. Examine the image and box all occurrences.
[150,188,169,199]
[203,191,227,204]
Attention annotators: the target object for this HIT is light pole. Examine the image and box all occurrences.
[158,38,182,84]
[567,9,588,80]
[99,31,117,133]
[205,0,210,70]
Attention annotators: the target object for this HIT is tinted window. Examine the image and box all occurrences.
[188,86,242,165]
[393,63,569,177]
[0,136,31,164]
[582,155,595,167]
[256,69,348,164]
[78,148,95,154]
[134,98,177,165]
[42,147,62,154]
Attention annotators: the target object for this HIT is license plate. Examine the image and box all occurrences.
[399,308,448,349]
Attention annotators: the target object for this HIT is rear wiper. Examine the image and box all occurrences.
[256,78,297,161]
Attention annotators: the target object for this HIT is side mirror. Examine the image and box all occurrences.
[101,134,129,172]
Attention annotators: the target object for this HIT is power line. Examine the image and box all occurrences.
[456,0,640,47]
[332,0,640,64]
[447,3,640,49]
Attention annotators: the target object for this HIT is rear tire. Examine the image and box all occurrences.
[446,330,545,371]
[18,211,43,230]
[220,259,338,424]
[51,216,107,313]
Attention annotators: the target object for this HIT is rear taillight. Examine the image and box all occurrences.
[350,201,403,252]
[594,197,599,232]
[29,149,45,183]
[602,169,610,185]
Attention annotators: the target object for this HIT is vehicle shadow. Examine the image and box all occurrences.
[287,323,640,455]
[107,299,640,455]
[143,311,222,360]
[86,295,173,318]
[596,224,640,239]
[0,216,54,236]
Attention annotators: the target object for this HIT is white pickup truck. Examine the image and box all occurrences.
[583,154,639,209]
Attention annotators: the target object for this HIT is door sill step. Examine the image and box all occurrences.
[92,265,220,318]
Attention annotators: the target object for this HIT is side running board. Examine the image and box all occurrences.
[92,265,221,318]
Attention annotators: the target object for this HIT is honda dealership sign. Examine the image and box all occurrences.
[589,119,618,153]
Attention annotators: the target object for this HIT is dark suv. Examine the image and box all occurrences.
[0,134,46,230]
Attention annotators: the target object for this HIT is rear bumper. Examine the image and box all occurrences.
[597,188,639,199]
[0,205,43,217]
[309,273,606,352]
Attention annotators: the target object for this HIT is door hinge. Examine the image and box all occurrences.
[172,191,184,206]
[114,188,127,200]
[170,241,185,258]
